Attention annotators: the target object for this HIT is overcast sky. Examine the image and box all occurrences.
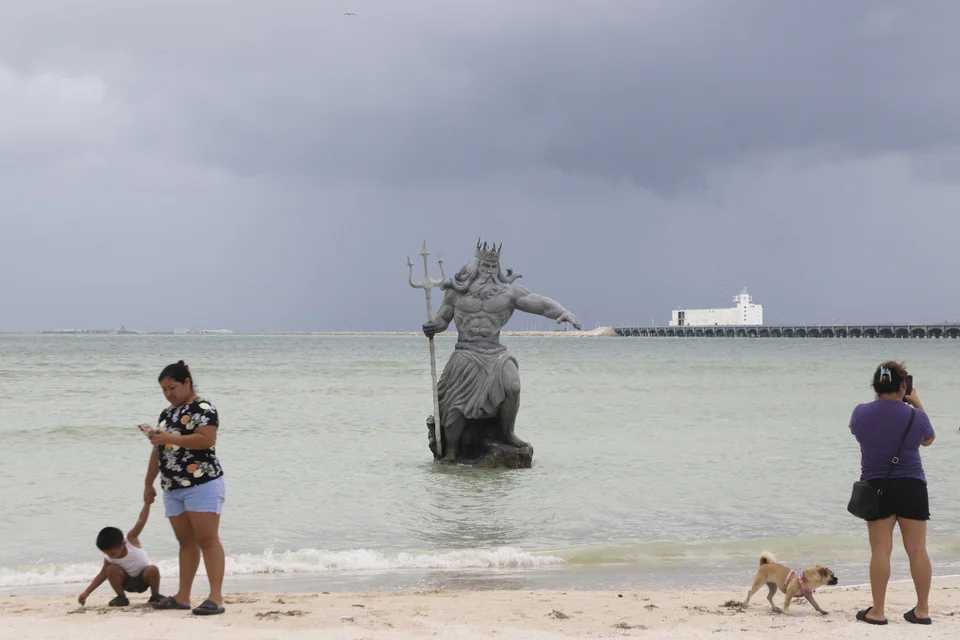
[1,0,958,332]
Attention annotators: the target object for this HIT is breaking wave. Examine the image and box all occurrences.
[0,546,564,588]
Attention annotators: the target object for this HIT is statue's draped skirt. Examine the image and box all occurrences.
[437,344,517,427]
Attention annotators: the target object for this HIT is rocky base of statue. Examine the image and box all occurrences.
[426,416,533,469]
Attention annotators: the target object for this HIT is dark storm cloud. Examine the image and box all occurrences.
[1,0,959,331]
[6,1,958,190]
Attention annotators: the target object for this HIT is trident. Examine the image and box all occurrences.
[407,240,446,458]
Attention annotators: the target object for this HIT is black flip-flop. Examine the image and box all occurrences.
[856,607,888,625]
[147,594,166,604]
[108,595,130,607]
[192,599,225,616]
[152,596,191,610]
[904,608,932,625]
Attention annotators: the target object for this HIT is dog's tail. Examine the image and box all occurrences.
[759,552,777,566]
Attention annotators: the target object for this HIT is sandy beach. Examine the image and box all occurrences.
[3,578,958,639]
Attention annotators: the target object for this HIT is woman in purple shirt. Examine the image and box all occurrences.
[849,361,935,626]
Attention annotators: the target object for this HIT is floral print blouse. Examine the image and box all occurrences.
[156,397,224,491]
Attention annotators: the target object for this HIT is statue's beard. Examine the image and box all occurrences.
[469,274,505,300]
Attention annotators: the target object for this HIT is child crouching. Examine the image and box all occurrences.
[78,501,164,606]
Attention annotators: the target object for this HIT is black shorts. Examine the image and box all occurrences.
[865,477,930,521]
[122,571,149,593]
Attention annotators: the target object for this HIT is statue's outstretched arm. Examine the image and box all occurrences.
[514,285,582,329]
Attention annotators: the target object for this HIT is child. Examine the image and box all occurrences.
[78,501,164,607]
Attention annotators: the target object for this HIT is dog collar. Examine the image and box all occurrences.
[785,569,812,597]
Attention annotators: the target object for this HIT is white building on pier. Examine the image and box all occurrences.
[669,288,763,326]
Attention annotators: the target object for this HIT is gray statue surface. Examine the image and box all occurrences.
[420,240,581,468]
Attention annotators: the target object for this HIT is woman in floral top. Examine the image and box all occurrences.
[143,360,227,616]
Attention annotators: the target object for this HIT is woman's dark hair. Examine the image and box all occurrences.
[872,360,907,395]
[158,360,195,391]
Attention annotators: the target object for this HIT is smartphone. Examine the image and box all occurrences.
[903,375,913,401]
[138,424,154,437]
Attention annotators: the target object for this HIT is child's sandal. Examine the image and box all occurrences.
[152,596,190,610]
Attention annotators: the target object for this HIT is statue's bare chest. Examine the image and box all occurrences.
[456,292,514,315]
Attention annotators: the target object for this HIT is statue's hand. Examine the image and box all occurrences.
[557,312,582,330]
[422,322,439,338]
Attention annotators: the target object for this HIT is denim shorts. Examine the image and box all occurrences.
[163,476,226,518]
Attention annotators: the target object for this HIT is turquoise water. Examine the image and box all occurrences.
[1,334,958,593]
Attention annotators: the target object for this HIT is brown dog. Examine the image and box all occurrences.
[742,552,838,615]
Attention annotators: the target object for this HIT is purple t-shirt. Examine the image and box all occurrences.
[849,399,935,483]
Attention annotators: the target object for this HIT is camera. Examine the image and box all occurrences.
[903,375,913,402]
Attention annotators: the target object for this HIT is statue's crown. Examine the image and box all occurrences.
[475,239,502,262]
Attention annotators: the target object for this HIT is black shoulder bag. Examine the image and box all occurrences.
[847,407,916,520]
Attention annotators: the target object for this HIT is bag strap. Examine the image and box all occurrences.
[877,407,916,495]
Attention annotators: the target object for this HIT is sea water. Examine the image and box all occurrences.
[1,334,958,594]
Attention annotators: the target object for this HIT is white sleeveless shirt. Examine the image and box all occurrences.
[105,538,150,575]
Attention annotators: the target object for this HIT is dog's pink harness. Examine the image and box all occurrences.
[783,569,812,597]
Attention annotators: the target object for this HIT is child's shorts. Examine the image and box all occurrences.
[123,571,149,593]
[163,476,226,518]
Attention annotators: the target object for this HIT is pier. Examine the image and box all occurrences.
[613,324,960,339]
